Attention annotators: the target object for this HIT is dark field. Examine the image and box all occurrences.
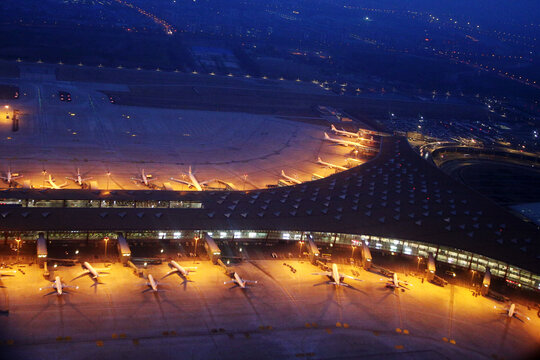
[442,160,540,205]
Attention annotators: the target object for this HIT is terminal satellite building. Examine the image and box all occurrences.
[1,136,539,290]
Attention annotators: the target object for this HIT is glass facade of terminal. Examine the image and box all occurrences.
[0,198,203,209]
[5,229,539,291]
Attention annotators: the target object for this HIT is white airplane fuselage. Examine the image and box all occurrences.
[54,276,63,295]
[508,303,516,318]
[170,261,189,277]
[83,261,100,278]
[148,274,158,292]
[2,168,21,184]
[47,175,64,189]
[281,170,302,184]
[392,273,399,286]
[331,263,341,285]
[324,133,367,148]
[188,167,203,191]
[331,125,358,138]
[317,157,348,171]
[234,272,246,288]
[141,169,149,186]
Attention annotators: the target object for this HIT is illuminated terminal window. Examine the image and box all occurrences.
[5,229,539,291]
[1,199,203,209]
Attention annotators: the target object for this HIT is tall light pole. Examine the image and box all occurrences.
[194,236,199,256]
[351,245,356,258]
[106,171,111,190]
[243,174,248,190]
[298,241,304,257]
[104,236,109,259]
[15,237,21,262]
[416,256,421,273]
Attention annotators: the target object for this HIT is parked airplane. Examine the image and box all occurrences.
[224,272,257,289]
[142,274,160,293]
[40,276,78,295]
[66,168,92,186]
[317,157,348,171]
[73,262,109,280]
[384,273,410,290]
[330,124,358,138]
[170,166,216,191]
[163,261,196,278]
[312,263,363,287]
[281,170,302,185]
[495,303,530,322]
[131,169,156,187]
[44,174,68,189]
[0,167,22,185]
[324,132,369,148]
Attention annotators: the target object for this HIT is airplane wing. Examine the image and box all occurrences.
[244,280,258,284]
[161,269,179,278]
[311,272,332,276]
[224,280,235,285]
[71,270,90,281]
[198,179,217,186]
[170,177,191,186]
[42,290,58,296]
[39,285,54,291]
[342,274,364,281]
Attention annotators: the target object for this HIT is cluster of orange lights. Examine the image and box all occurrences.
[432,49,538,88]
[114,0,176,35]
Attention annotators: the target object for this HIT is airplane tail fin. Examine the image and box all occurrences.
[324,132,330,139]
[331,124,337,131]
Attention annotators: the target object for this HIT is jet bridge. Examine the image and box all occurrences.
[204,233,221,264]
[360,241,372,270]
[36,232,47,265]
[117,233,131,263]
[481,267,491,296]
[306,236,320,264]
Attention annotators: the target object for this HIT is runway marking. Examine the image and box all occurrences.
[88,94,113,152]
[36,85,45,148]
[394,289,405,331]
[191,283,220,351]
[248,261,307,320]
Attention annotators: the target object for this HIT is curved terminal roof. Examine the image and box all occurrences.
[1,136,538,273]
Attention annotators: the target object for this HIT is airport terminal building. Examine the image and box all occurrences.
[1,136,539,291]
